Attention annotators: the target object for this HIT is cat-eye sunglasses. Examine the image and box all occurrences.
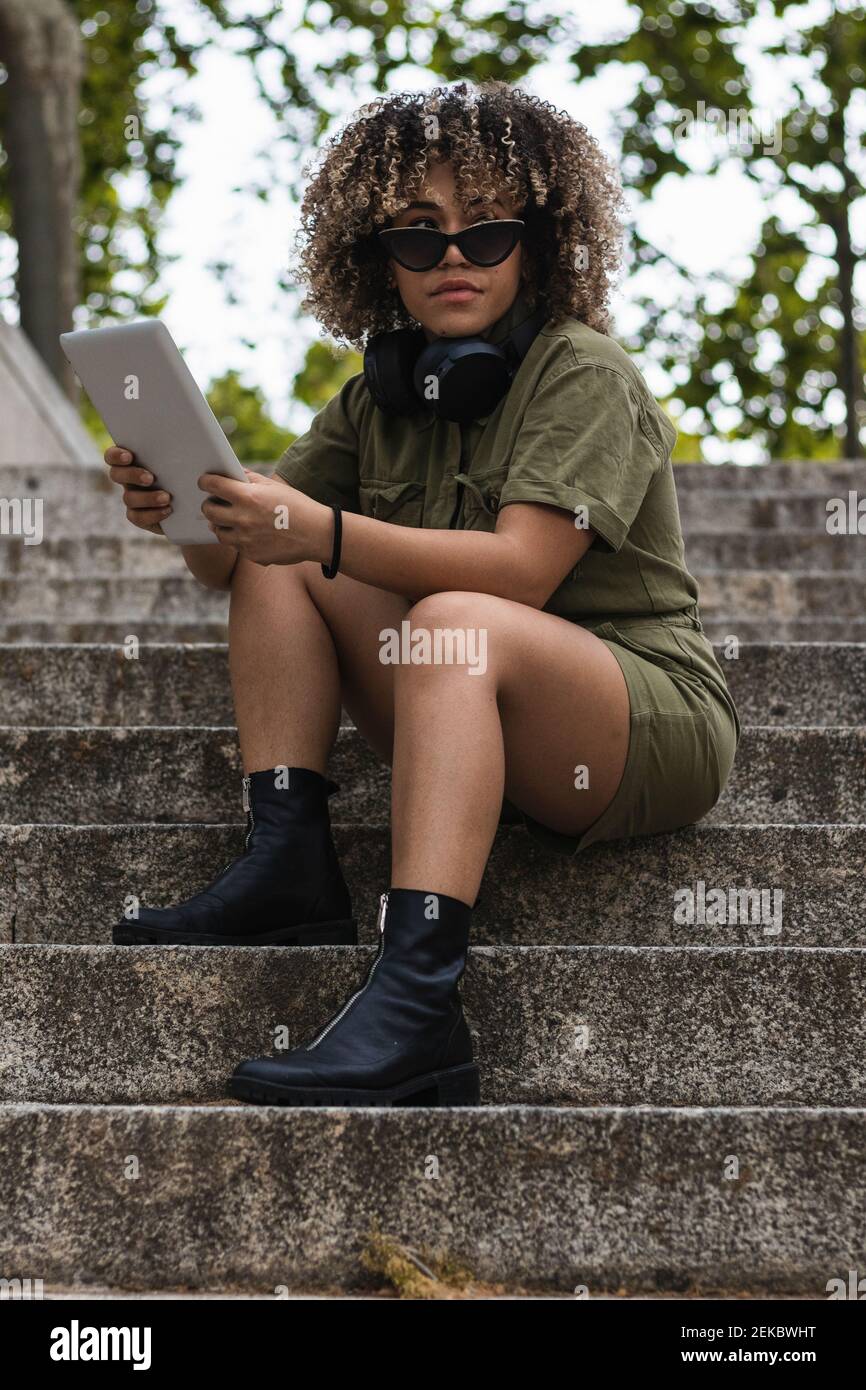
[377,219,525,272]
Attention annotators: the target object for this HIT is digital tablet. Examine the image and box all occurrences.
[59,318,249,545]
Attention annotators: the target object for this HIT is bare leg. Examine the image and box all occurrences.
[389,591,631,905]
[227,556,408,773]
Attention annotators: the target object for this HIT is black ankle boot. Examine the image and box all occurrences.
[112,766,356,946]
[228,886,479,1106]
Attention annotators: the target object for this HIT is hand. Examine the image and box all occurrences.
[198,469,333,566]
[104,445,172,535]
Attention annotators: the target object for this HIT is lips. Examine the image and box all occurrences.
[432,281,481,295]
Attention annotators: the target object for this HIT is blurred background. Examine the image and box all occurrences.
[0,0,864,464]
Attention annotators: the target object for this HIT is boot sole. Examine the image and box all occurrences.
[111,919,357,946]
[228,1061,481,1108]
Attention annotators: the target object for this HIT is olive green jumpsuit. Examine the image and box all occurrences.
[274,284,741,856]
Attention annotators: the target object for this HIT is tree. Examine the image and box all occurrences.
[0,0,559,399]
[567,0,866,458]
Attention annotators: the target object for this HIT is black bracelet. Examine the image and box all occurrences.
[321,504,342,578]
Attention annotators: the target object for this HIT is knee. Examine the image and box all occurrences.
[395,591,496,681]
[406,590,497,630]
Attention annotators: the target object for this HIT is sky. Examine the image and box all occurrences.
[7,0,864,459]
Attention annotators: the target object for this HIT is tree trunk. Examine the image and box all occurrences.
[0,0,83,399]
[833,203,863,462]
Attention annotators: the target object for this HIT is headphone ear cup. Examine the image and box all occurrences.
[364,326,426,416]
[415,339,511,423]
[412,340,450,413]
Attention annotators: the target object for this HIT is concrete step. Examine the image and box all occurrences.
[701,617,866,643]
[696,570,866,618]
[0,619,230,644]
[3,615,864,646]
[1,642,861,727]
[0,724,861,826]
[9,942,866,1108]
[0,534,189,579]
[2,570,863,625]
[5,527,866,577]
[1,1101,862,1294]
[677,489,866,532]
[671,461,866,490]
[2,943,866,1106]
[686,531,866,571]
[0,575,228,622]
[1,822,863,948]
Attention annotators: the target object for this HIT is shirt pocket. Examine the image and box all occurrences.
[358,479,425,526]
[456,467,508,531]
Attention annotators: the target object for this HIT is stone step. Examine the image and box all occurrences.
[701,617,866,643]
[4,527,866,577]
[1,822,862,948]
[677,489,865,531]
[686,531,866,571]
[0,570,863,626]
[0,575,228,621]
[671,461,866,490]
[0,642,860,727]
[2,943,865,1105]
[0,619,230,644]
[696,570,866,617]
[3,615,864,646]
[0,534,190,579]
[1,1101,862,1294]
[0,724,861,826]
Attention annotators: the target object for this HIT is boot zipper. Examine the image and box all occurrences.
[242,775,253,850]
[305,891,389,1050]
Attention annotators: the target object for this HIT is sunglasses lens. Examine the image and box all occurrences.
[461,221,520,265]
[381,229,444,270]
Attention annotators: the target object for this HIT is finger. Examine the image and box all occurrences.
[105,446,135,466]
[124,487,172,510]
[110,464,156,488]
[197,472,247,499]
[128,505,172,527]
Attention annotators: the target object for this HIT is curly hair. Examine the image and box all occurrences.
[289,80,626,348]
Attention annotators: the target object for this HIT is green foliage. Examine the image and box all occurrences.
[566,0,866,457]
[3,0,863,456]
[204,369,295,463]
[293,339,363,411]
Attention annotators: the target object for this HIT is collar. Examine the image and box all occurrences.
[413,282,540,430]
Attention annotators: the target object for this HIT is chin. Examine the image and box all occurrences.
[423,301,491,336]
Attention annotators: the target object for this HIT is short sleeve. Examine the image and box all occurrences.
[272,373,363,512]
[497,361,664,554]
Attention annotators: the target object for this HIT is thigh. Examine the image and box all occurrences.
[301,560,408,762]
[489,601,632,837]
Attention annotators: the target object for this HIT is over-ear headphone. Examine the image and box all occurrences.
[363,304,548,425]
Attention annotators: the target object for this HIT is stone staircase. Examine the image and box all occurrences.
[1,457,865,1296]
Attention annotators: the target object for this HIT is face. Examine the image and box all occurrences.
[385,159,524,343]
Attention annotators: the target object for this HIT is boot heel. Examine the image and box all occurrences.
[433,1063,480,1106]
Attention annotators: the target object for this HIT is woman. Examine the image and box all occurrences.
[105,81,741,1108]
